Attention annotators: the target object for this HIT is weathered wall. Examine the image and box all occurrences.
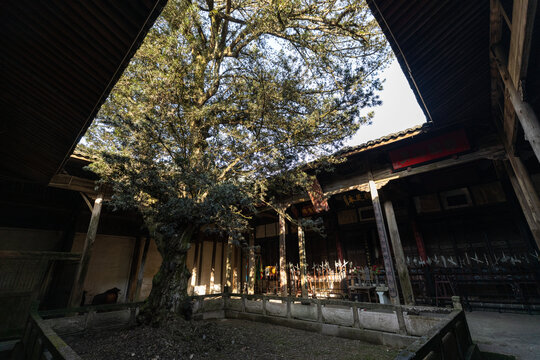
[71,233,135,304]
[187,240,242,295]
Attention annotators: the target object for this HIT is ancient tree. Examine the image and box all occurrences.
[81,0,391,324]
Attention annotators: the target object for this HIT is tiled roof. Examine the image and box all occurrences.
[336,123,431,158]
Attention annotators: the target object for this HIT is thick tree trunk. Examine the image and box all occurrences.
[138,225,195,325]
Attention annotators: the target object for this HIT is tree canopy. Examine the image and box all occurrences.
[80,0,391,320]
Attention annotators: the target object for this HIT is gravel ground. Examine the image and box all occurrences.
[64,318,400,360]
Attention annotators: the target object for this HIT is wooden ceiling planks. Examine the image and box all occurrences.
[367,0,492,126]
[0,0,167,183]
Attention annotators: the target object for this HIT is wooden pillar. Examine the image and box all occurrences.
[248,231,256,294]
[126,236,142,302]
[196,240,204,289]
[69,193,104,308]
[297,224,308,298]
[384,201,415,305]
[278,210,288,296]
[411,221,428,263]
[209,239,217,294]
[225,236,233,293]
[233,246,239,293]
[505,156,540,250]
[190,241,200,294]
[492,44,540,162]
[220,239,225,292]
[368,180,399,305]
[335,233,344,262]
[134,236,151,301]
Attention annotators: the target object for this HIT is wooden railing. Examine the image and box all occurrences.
[395,310,477,360]
[12,295,476,360]
[193,293,477,360]
[11,302,144,360]
[0,251,82,339]
[11,303,80,360]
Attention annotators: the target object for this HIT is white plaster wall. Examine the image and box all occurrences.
[200,241,213,293]
[72,233,135,304]
[213,242,223,293]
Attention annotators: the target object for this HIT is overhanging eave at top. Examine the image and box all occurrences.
[0,0,168,183]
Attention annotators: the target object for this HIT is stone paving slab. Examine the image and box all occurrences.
[466,311,540,360]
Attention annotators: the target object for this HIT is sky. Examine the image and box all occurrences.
[345,59,426,147]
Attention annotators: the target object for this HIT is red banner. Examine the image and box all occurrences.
[389,129,470,170]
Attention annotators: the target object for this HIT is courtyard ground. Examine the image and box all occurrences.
[65,318,400,360]
[466,311,540,360]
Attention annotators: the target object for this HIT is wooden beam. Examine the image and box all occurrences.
[224,236,233,293]
[492,44,540,162]
[134,236,150,301]
[490,0,510,147]
[508,0,537,86]
[68,193,103,308]
[491,0,537,154]
[220,239,225,292]
[49,174,112,200]
[368,179,399,305]
[125,236,142,302]
[190,241,200,294]
[411,221,428,263]
[248,231,256,295]
[196,240,204,288]
[233,246,240,293]
[297,224,308,298]
[383,201,414,305]
[505,156,540,250]
[278,210,288,296]
[323,144,505,198]
[79,192,93,212]
[254,145,505,219]
[209,239,217,294]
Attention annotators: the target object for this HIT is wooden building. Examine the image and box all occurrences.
[248,123,540,311]
[1,0,539,341]
[0,0,168,339]
[184,0,540,311]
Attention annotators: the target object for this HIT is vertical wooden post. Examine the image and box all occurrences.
[248,230,256,294]
[225,236,233,293]
[190,241,200,295]
[368,180,399,305]
[233,246,239,293]
[505,156,540,250]
[69,193,104,308]
[209,239,217,294]
[335,233,344,262]
[239,247,244,293]
[220,239,225,292]
[134,236,150,301]
[126,236,141,302]
[278,210,288,296]
[492,45,540,162]
[384,201,415,305]
[196,240,204,289]
[297,224,308,298]
[411,221,428,263]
